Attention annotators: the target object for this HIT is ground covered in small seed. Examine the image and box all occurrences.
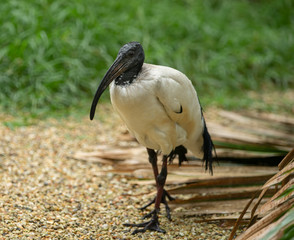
[0,112,236,239]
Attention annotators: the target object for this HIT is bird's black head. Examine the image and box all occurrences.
[90,42,145,120]
[115,42,145,86]
[118,42,144,64]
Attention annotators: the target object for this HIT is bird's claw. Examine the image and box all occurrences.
[142,209,155,219]
[140,189,174,221]
[139,198,155,211]
[123,212,166,234]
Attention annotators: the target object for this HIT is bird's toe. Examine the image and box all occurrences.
[140,189,174,220]
[123,212,166,234]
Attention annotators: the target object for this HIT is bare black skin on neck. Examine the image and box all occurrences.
[115,42,145,86]
[115,63,142,86]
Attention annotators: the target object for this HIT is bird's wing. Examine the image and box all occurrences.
[154,66,202,128]
[152,65,204,156]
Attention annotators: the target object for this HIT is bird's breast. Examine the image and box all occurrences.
[109,79,184,154]
[110,78,165,129]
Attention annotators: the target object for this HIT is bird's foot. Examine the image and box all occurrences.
[123,210,165,234]
[168,145,188,166]
[139,189,175,221]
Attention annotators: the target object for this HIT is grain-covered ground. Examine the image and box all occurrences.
[0,108,238,240]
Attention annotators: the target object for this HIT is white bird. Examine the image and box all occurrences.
[90,42,214,234]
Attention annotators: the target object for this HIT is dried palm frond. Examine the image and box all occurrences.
[229,148,294,240]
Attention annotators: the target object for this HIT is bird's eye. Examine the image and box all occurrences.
[128,51,135,57]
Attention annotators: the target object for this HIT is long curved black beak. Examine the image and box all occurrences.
[90,55,127,120]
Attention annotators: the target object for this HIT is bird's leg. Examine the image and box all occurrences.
[138,148,158,210]
[149,148,159,184]
[155,154,168,209]
[139,149,175,220]
[124,155,169,234]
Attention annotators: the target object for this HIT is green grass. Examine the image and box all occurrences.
[0,0,293,117]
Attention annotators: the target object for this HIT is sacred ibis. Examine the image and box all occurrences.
[90,42,214,234]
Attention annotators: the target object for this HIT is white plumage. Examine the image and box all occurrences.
[110,63,204,157]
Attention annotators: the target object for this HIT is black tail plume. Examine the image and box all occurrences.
[202,116,215,175]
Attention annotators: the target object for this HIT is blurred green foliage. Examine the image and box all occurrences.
[0,0,293,116]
